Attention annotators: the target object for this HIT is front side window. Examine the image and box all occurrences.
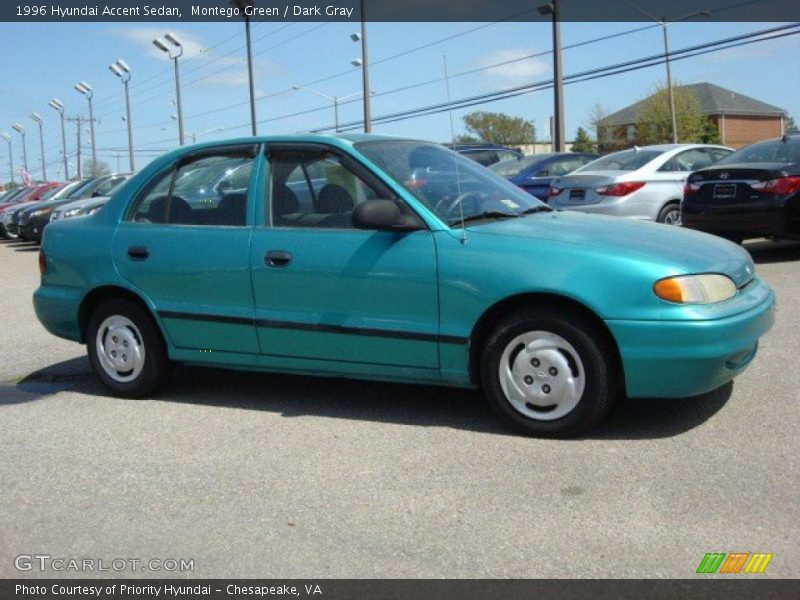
[130,153,253,226]
[267,148,415,229]
[355,140,544,226]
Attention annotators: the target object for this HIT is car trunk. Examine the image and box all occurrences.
[685,162,790,209]
[551,172,621,205]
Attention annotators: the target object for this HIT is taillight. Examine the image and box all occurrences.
[750,176,800,195]
[38,250,47,275]
[594,181,646,196]
[684,182,702,195]
[547,186,561,197]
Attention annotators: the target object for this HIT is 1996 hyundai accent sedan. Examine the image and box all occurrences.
[34,135,775,436]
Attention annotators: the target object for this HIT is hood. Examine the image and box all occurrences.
[467,211,754,287]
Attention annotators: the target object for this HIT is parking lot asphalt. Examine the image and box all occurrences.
[0,237,798,579]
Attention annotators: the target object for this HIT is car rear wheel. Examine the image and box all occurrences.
[657,203,681,225]
[480,307,617,437]
[87,298,172,397]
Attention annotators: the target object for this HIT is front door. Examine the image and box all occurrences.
[249,143,439,370]
[114,145,260,354]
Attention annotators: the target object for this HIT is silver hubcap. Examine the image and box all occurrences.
[663,208,681,225]
[498,331,585,421]
[95,315,145,383]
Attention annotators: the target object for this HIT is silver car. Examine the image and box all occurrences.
[548,144,733,224]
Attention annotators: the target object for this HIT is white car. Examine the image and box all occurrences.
[548,144,733,224]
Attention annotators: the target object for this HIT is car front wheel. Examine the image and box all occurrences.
[480,307,617,437]
[87,298,172,397]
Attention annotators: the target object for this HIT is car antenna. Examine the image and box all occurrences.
[443,54,467,244]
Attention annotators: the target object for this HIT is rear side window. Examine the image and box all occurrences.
[130,153,254,226]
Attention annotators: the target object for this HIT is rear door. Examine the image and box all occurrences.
[113,145,260,354]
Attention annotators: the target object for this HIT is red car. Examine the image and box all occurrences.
[0,183,60,211]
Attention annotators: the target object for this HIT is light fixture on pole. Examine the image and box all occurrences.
[12,123,28,174]
[74,81,97,171]
[109,58,135,172]
[538,1,565,152]
[0,132,13,185]
[29,112,47,181]
[293,85,374,133]
[48,99,69,180]
[153,33,185,145]
[621,0,711,144]
[190,127,224,144]
[230,0,257,136]
[352,0,372,133]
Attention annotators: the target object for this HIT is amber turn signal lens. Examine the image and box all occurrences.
[653,278,684,303]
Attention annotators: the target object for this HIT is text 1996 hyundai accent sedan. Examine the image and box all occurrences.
[34,135,775,436]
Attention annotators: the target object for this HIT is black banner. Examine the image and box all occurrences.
[2,580,800,600]
[1,0,799,23]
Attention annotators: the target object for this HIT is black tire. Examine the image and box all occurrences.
[87,298,172,397]
[480,307,618,438]
[656,202,681,225]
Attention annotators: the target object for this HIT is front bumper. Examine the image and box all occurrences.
[607,282,776,398]
[19,223,43,242]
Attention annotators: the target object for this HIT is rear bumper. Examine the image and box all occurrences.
[682,202,797,240]
[33,284,84,343]
[607,285,776,398]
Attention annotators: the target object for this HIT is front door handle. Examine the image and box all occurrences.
[265,250,292,268]
[127,245,149,261]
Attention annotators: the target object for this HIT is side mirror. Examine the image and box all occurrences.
[353,199,422,232]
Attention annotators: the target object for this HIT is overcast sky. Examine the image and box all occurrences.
[0,19,798,178]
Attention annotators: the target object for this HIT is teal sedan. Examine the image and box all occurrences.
[34,135,775,436]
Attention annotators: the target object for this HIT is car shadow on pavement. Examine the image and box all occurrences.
[745,240,800,264]
[7,358,733,440]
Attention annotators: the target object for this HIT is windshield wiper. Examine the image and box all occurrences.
[449,211,520,227]
[520,205,553,215]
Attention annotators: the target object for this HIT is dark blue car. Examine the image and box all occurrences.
[491,152,599,201]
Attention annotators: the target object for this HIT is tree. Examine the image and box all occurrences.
[588,103,609,138]
[461,111,536,145]
[571,127,596,153]
[86,160,110,177]
[634,84,707,145]
[701,117,722,144]
[787,114,798,133]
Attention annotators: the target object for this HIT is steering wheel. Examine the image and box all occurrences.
[434,191,488,220]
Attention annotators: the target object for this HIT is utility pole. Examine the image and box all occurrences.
[66,116,83,179]
[538,1,565,152]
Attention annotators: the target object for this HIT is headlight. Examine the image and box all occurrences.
[653,274,737,304]
[31,207,53,218]
[63,208,83,218]
[86,206,103,216]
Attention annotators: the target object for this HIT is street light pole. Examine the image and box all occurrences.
[49,99,69,180]
[154,34,185,145]
[0,133,13,185]
[74,81,97,171]
[621,1,711,144]
[351,0,372,133]
[109,59,135,172]
[538,1,565,152]
[30,113,47,181]
[12,124,27,175]
[230,1,258,135]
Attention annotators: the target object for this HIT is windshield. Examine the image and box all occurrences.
[578,149,662,172]
[354,140,543,226]
[490,154,553,177]
[93,175,129,196]
[716,138,800,165]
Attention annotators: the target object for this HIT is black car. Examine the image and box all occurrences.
[682,135,800,243]
[446,143,522,167]
[19,174,131,242]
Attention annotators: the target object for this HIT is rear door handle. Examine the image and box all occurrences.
[127,245,149,261]
[265,250,292,268]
